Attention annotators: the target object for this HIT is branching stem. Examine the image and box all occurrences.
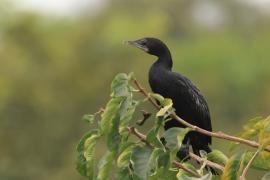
[132,79,270,153]
[240,148,261,180]
[127,126,224,177]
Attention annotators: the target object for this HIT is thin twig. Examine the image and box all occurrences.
[133,79,160,109]
[132,79,270,153]
[127,126,146,141]
[240,148,261,180]
[136,110,152,126]
[189,152,224,171]
[173,161,201,178]
[127,126,224,176]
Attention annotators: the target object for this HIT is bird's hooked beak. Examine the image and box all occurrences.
[125,39,149,52]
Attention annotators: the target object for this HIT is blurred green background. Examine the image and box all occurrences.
[0,0,270,179]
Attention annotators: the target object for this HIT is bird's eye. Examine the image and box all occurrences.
[139,39,147,46]
[141,41,146,46]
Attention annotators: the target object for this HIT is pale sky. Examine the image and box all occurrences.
[13,0,106,16]
[13,0,270,17]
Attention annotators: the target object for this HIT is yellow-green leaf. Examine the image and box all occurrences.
[162,127,190,151]
[150,93,164,103]
[221,152,245,180]
[207,149,228,166]
[111,73,129,97]
[245,151,270,171]
[100,97,123,134]
[259,116,270,148]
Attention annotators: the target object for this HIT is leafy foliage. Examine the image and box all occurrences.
[231,116,270,152]
[221,152,245,180]
[131,145,153,179]
[76,130,100,178]
[244,151,270,171]
[2,1,270,179]
[207,150,228,166]
[76,73,270,180]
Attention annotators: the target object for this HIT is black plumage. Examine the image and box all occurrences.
[127,37,213,160]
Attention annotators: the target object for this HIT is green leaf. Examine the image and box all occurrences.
[149,167,178,180]
[147,150,174,179]
[239,116,264,140]
[245,151,270,171]
[111,73,129,97]
[262,171,270,180]
[107,114,121,151]
[156,98,173,117]
[82,114,96,124]
[116,167,133,180]
[150,93,165,103]
[177,173,212,180]
[131,145,153,180]
[119,103,137,135]
[84,134,100,160]
[151,94,175,120]
[221,152,245,180]
[117,143,135,168]
[162,127,190,151]
[230,116,264,152]
[76,130,99,177]
[81,131,100,179]
[157,151,171,174]
[147,148,164,176]
[128,72,135,80]
[155,116,165,131]
[258,116,270,148]
[162,98,173,107]
[119,96,132,118]
[97,151,116,180]
[77,130,99,153]
[146,128,164,149]
[100,97,123,134]
[207,149,228,166]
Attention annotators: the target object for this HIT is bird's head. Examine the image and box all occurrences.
[126,37,170,57]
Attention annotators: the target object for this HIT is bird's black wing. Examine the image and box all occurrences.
[171,72,212,144]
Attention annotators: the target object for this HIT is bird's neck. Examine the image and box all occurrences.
[155,53,173,70]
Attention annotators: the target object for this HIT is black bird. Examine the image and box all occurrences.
[127,37,213,161]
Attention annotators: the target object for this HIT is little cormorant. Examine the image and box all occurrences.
[127,37,213,161]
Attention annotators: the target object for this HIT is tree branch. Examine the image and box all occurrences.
[172,161,201,178]
[136,110,152,126]
[189,152,224,171]
[240,148,261,180]
[132,79,270,153]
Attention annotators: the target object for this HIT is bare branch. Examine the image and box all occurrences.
[189,152,224,171]
[132,79,270,153]
[133,79,160,109]
[136,110,152,126]
[172,161,201,178]
[240,148,261,180]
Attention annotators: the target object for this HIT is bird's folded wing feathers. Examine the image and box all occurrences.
[174,74,212,133]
